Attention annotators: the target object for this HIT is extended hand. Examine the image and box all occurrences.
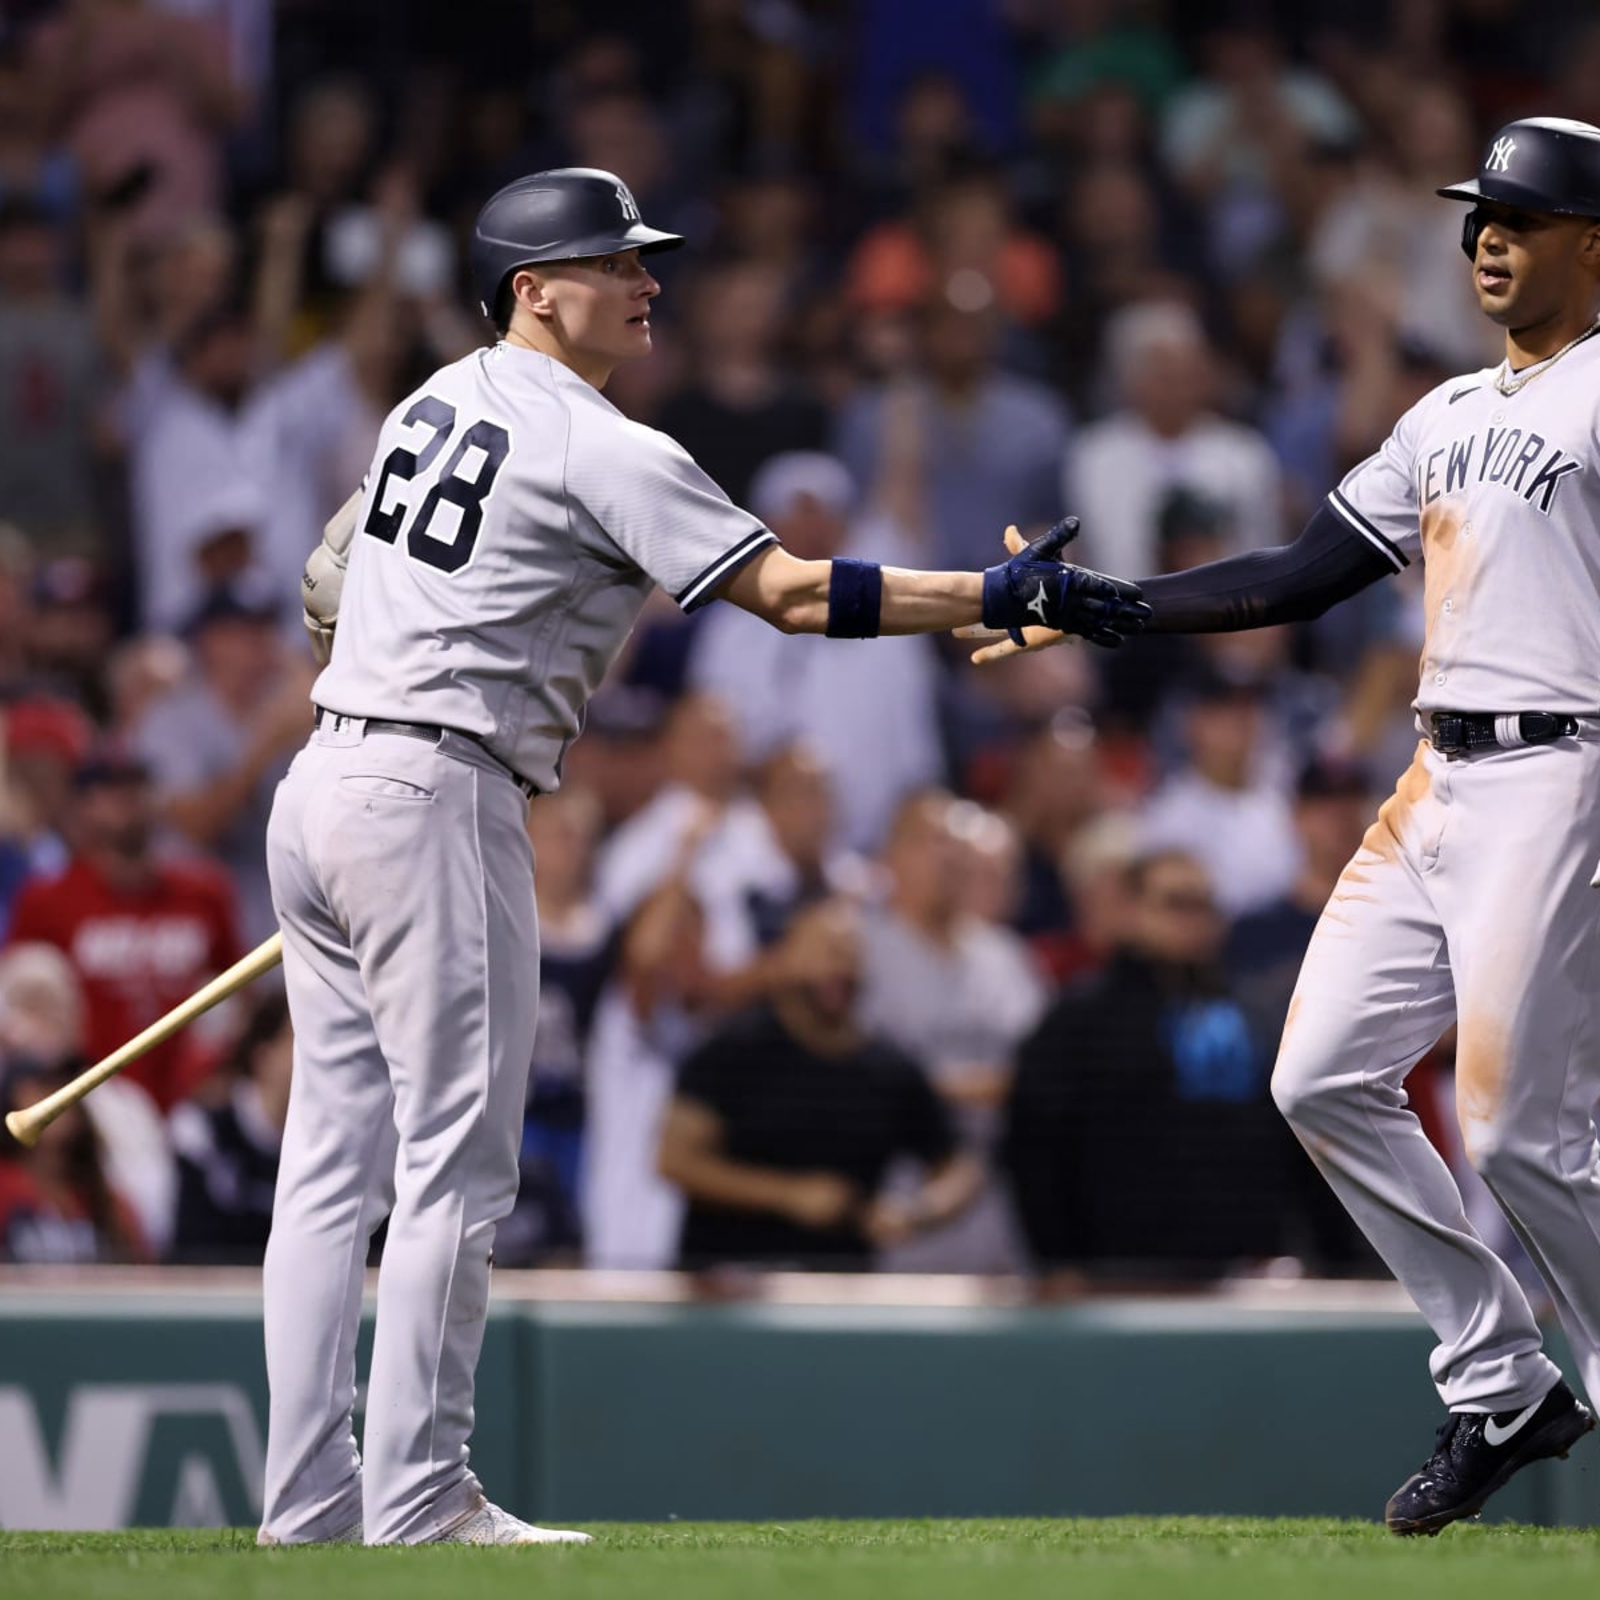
[965,523,1148,662]
[979,518,1149,651]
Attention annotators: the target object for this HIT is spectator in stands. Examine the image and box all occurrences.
[0,199,104,555]
[687,452,944,851]
[169,988,290,1264]
[496,786,614,1266]
[271,77,378,320]
[134,575,315,944]
[1227,754,1374,1055]
[0,46,79,221]
[834,291,1069,572]
[583,802,717,1269]
[584,731,860,1269]
[593,694,861,987]
[1050,810,1142,984]
[952,801,1026,929]
[23,558,117,719]
[656,263,829,508]
[845,164,1062,329]
[0,937,175,1253]
[659,897,981,1270]
[864,790,1049,1112]
[1065,301,1284,580]
[0,523,31,694]
[1050,161,1193,409]
[93,184,367,632]
[0,1055,149,1263]
[1306,81,1498,375]
[998,708,1105,940]
[743,744,869,943]
[860,789,1048,1271]
[1139,666,1300,920]
[115,284,359,634]
[27,0,245,239]
[2,696,92,887]
[1004,847,1289,1285]
[1158,14,1358,278]
[6,746,241,1112]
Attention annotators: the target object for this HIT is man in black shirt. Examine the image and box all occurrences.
[1003,848,1291,1284]
[658,899,982,1269]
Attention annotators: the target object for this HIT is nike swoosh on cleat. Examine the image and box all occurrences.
[1483,1398,1542,1447]
[1449,385,1482,404]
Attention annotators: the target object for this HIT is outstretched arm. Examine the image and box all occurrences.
[718,519,1149,644]
[1137,501,1399,633]
[962,502,1397,662]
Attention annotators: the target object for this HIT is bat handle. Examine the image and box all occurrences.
[2,933,285,1148]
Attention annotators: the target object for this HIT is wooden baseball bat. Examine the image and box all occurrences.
[3,933,285,1148]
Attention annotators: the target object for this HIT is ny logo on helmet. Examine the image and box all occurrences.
[615,183,641,222]
[1487,137,1517,174]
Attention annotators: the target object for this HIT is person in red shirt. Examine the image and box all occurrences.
[6,749,241,1110]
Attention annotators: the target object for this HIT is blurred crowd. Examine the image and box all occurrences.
[0,0,1588,1283]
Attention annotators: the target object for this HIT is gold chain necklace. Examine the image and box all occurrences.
[1493,319,1600,396]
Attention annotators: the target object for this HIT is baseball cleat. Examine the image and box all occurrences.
[1384,1379,1594,1536]
[256,1512,363,1546]
[434,1500,592,1545]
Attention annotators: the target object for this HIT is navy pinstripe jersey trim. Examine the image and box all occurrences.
[1327,489,1408,570]
[676,526,779,611]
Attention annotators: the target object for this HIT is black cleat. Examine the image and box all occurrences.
[1385,1379,1595,1536]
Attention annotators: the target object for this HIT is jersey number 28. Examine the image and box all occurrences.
[363,395,510,574]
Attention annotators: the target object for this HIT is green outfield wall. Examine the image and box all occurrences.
[0,1280,1592,1530]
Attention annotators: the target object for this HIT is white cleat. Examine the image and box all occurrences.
[436,1501,592,1546]
[257,1513,363,1546]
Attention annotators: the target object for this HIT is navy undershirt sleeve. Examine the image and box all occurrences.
[1139,501,1399,634]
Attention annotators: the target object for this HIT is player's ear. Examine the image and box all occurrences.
[510,266,555,322]
[1582,221,1600,273]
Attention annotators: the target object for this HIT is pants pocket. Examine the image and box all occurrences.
[338,773,437,803]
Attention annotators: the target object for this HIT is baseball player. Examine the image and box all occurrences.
[970,117,1600,1534]
[258,166,1149,1547]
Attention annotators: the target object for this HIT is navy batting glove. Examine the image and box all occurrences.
[981,517,1151,648]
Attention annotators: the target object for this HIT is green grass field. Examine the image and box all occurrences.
[3,1518,1599,1600]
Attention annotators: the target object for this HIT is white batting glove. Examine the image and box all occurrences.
[301,487,362,665]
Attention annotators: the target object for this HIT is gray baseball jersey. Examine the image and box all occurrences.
[260,341,775,1545]
[1327,333,1598,713]
[1271,328,1600,1428]
[314,342,776,790]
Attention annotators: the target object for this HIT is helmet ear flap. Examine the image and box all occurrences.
[1461,207,1485,261]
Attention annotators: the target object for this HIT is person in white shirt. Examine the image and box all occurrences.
[1138,667,1300,920]
[687,452,944,851]
[1065,300,1284,580]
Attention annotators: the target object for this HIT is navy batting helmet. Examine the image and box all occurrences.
[469,167,684,322]
[1438,117,1600,259]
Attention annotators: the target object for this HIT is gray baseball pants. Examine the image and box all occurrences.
[258,717,537,1543]
[1275,735,1600,1412]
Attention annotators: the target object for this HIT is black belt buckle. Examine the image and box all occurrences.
[1428,712,1472,756]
